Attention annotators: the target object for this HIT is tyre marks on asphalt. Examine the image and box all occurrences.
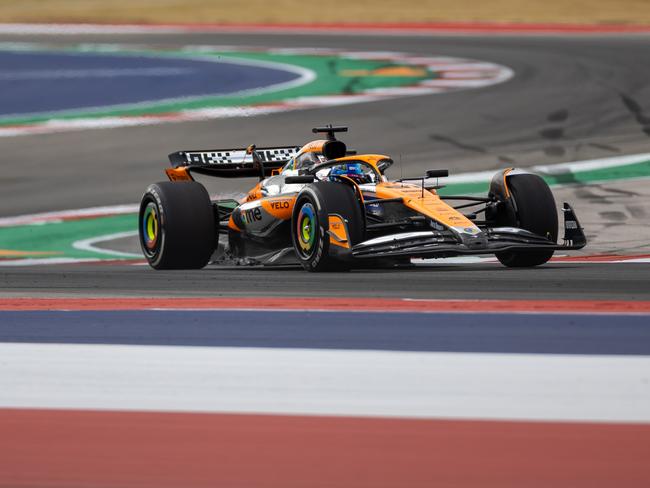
[620,93,650,137]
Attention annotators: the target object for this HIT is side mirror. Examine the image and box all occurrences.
[377,158,394,174]
[426,169,449,178]
[285,176,315,184]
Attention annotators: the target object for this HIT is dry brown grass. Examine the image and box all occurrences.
[0,0,649,25]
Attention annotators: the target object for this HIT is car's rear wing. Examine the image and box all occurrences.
[168,146,301,178]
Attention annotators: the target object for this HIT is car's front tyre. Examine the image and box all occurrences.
[494,174,558,267]
[291,182,364,272]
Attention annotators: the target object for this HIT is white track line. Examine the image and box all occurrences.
[72,231,140,258]
[0,204,139,227]
[441,152,650,186]
[1,343,649,422]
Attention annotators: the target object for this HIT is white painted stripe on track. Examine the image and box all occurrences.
[0,204,139,227]
[72,231,140,258]
[533,152,650,174]
[174,52,317,99]
[421,78,500,87]
[440,152,650,186]
[1,343,649,422]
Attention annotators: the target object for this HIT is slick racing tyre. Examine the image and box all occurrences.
[495,174,558,267]
[139,181,216,269]
[291,181,364,272]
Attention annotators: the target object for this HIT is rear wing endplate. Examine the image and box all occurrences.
[168,146,300,178]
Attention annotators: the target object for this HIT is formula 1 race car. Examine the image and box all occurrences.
[139,125,586,271]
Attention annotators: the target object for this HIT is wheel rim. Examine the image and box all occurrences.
[141,201,160,256]
[296,202,317,258]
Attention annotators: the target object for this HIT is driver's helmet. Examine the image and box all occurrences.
[329,163,369,184]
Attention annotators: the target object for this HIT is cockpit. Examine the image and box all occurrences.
[275,126,388,189]
[317,161,381,185]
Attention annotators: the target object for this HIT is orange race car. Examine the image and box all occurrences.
[139,125,586,271]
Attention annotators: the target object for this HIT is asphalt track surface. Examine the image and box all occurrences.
[2,262,649,300]
[1,31,650,298]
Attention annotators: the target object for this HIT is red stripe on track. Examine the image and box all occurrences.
[1,409,648,488]
[1,297,649,313]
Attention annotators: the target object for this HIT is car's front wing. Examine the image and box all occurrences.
[351,203,586,260]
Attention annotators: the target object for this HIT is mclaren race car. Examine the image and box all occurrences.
[139,125,586,271]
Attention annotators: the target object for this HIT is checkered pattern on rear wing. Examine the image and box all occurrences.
[169,146,301,168]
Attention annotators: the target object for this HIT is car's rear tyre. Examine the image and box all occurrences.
[139,181,216,269]
[291,182,364,272]
[495,174,558,267]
